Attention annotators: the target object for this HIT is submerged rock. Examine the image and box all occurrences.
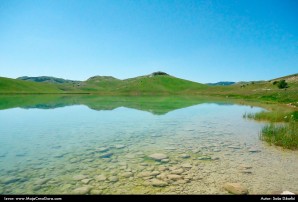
[175,179,187,184]
[97,147,109,153]
[211,157,220,161]
[95,175,107,182]
[115,145,126,149]
[138,171,153,178]
[121,172,133,178]
[148,153,168,161]
[171,168,184,175]
[248,148,261,153]
[108,176,119,182]
[180,154,190,159]
[167,174,182,181]
[32,185,41,191]
[198,156,211,160]
[100,152,113,158]
[228,146,241,149]
[0,153,6,158]
[161,159,170,163]
[164,147,176,150]
[192,149,201,153]
[150,179,168,187]
[73,174,88,181]
[181,163,192,168]
[81,179,92,184]
[223,183,248,195]
[156,173,167,180]
[124,154,136,159]
[72,186,92,195]
[34,178,50,185]
[239,165,252,169]
[158,166,168,171]
[90,190,103,195]
[240,170,252,174]
[151,171,160,176]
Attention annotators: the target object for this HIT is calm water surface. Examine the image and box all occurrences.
[0,96,297,194]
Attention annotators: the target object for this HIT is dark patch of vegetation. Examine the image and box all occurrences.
[151,71,169,76]
[277,80,288,89]
[272,80,289,89]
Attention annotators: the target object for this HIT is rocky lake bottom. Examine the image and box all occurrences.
[0,102,297,194]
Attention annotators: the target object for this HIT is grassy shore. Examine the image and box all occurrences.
[260,122,298,150]
[244,109,298,150]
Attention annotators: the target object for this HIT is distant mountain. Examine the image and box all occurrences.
[1,72,206,94]
[17,76,81,84]
[1,72,296,96]
[81,71,206,94]
[206,81,235,86]
[87,76,119,82]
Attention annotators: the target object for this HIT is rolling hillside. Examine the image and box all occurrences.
[0,72,207,94]
[0,77,65,93]
[0,72,297,104]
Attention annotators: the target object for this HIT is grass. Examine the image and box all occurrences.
[243,110,298,122]
[260,122,298,150]
[244,108,298,150]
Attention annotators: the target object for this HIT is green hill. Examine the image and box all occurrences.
[0,77,65,93]
[0,72,207,95]
[76,72,207,95]
[1,72,297,103]
[203,75,298,105]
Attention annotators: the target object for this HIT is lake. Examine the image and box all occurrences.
[0,95,297,194]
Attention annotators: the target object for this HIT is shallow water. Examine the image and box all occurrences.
[0,96,297,194]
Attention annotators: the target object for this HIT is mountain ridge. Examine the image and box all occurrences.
[1,72,297,100]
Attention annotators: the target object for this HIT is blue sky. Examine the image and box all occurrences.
[0,0,297,83]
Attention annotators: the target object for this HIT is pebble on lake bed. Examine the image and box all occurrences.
[108,176,119,182]
[198,156,211,160]
[223,183,248,195]
[95,175,107,181]
[248,148,261,153]
[99,152,113,158]
[114,145,126,149]
[180,154,190,159]
[97,147,109,153]
[73,174,88,181]
[150,179,168,187]
[72,186,92,195]
[148,153,168,161]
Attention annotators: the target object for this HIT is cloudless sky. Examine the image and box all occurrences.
[0,0,297,83]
